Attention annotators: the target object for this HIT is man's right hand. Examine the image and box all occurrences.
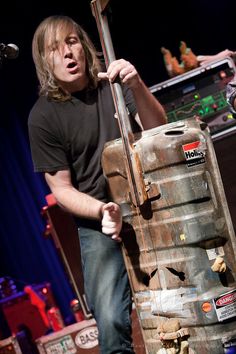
[101,202,122,242]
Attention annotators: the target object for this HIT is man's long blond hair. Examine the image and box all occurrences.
[32,15,102,101]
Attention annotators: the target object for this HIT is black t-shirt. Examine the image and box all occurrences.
[28,80,138,203]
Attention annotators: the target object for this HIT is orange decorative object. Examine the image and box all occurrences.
[161,41,199,77]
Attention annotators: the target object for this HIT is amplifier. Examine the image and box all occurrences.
[149,57,236,139]
[0,283,56,341]
[41,196,92,319]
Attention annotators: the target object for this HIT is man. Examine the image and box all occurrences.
[28,15,166,353]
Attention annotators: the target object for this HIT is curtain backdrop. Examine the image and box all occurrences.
[0,70,75,326]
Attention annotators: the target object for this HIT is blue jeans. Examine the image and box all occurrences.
[78,226,135,354]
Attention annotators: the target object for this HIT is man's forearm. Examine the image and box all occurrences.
[52,186,122,241]
[131,79,167,129]
[52,186,105,220]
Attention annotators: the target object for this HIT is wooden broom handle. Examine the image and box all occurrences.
[91,0,148,206]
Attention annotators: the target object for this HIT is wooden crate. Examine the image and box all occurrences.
[36,319,99,354]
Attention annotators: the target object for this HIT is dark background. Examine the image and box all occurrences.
[1,0,236,121]
[0,0,235,330]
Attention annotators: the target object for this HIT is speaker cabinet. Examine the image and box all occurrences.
[0,283,56,341]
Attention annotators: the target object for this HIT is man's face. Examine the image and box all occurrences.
[46,31,88,92]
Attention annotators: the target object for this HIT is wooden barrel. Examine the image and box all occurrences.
[102,117,236,354]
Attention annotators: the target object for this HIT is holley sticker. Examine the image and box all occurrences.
[182,141,205,167]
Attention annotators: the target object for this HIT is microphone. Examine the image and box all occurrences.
[0,43,19,59]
